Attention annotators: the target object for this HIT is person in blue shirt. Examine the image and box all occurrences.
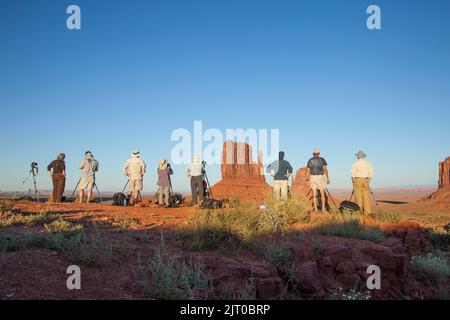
[306,148,330,212]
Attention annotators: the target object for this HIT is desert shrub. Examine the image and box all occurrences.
[113,234,137,258]
[137,234,210,299]
[259,196,309,234]
[216,274,257,300]
[411,252,450,280]
[264,241,296,290]
[113,216,141,231]
[369,211,402,223]
[315,215,385,242]
[44,219,83,235]
[430,228,450,252]
[0,232,23,252]
[1,211,61,228]
[68,228,112,267]
[182,204,260,252]
[311,240,324,256]
[24,229,83,252]
[330,288,371,300]
[0,200,13,213]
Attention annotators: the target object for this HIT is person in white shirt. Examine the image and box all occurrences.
[123,150,147,206]
[351,151,374,214]
[186,156,205,206]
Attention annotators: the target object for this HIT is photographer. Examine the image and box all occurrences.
[123,150,147,206]
[78,151,99,203]
[186,156,204,206]
[157,159,173,207]
[47,153,66,203]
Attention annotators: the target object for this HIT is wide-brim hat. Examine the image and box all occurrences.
[355,150,367,158]
[132,150,140,157]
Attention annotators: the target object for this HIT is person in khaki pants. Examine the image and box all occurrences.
[351,151,374,214]
[266,151,293,200]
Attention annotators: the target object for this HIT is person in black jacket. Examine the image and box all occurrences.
[47,153,66,203]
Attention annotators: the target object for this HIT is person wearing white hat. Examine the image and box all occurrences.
[78,151,99,203]
[351,151,373,214]
[123,150,147,205]
[306,148,330,212]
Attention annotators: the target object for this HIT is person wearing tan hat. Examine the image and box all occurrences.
[123,150,147,206]
[351,151,373,214]
[157,159,173,207]
[306,148,330,212]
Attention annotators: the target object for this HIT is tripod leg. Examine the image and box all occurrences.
[122,180,129,194]
[70,179,81,201]
[204,172,213,199]
[32,174,40,202]
[94,183,103,202]
[12,171,32,200]
[370,189,378,207]
[325,188,338,210]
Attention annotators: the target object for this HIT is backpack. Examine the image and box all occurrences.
[169,192,184,207]
[113,193,129,206]
[201,198,223,209]
[339,200,360,213]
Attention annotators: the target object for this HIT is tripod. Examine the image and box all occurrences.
[70,177,103,203]
[202,168,213,199]
[306,188,338,211]
[13,166,40,202]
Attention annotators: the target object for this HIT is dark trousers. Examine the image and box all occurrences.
[52,174,66,203]
[190,175,204,205]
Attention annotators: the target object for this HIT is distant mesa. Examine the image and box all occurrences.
[211,140,271,202]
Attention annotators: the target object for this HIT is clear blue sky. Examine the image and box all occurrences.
[0,0,449,193]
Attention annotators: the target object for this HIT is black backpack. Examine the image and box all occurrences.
[113,193,129,206]
[169,192,184,207]
[339,200,360,213]
[201,198,223,209]
[338,191,360,213]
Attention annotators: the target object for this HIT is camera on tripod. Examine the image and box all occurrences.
[31,162,38,175]
[12,161,40,202]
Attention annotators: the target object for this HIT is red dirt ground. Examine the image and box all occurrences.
[0,189,449,300]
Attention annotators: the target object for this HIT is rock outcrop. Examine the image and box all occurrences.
[211,141,271,202]
[290,167,312,198]
[425,156,450,203]
[438,157,450,189]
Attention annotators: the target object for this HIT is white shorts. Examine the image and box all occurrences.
[128,179,143,192]
[79,176,95,190]
[309,175,327,190]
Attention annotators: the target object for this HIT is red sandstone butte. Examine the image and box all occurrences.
[210,141,271,202]
[425,156,450,202]
[439,157,450,189]
[291,167,312,198]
